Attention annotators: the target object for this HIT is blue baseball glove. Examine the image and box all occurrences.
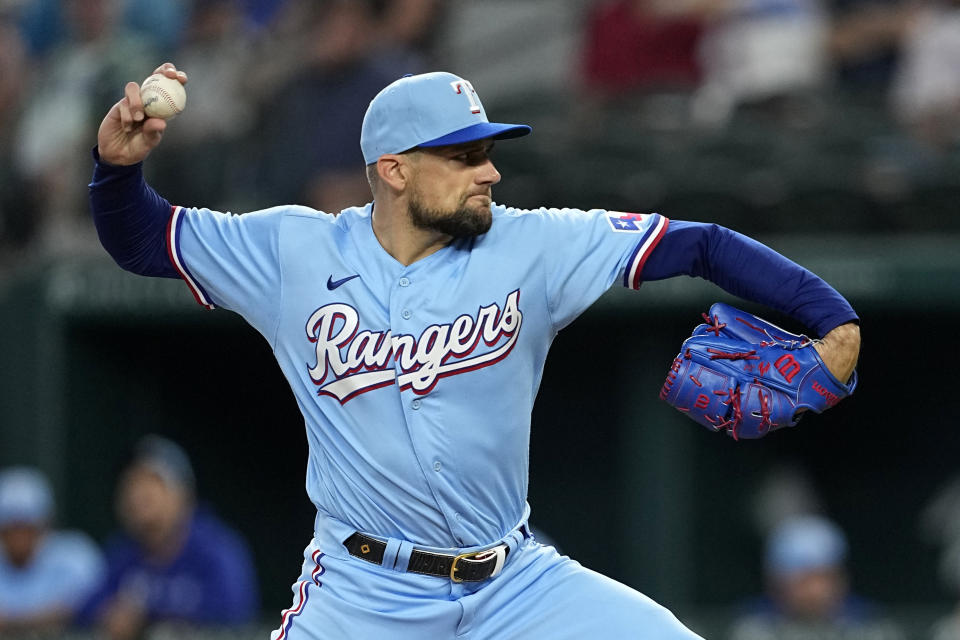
[660,302,858,439]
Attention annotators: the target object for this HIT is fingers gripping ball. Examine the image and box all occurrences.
[660,303,858,439]
[140,74,186,120]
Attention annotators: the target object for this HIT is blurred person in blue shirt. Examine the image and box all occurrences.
[245,0,442,213]
[728,515,904,640]
[80,435,259,640]
[828,0,916,92]
[13,0,157,255]
[0,466,105,635]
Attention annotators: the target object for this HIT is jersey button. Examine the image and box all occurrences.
[399,277,410,287]
[411,399,422,410]
[401,309,412,320]
[433,461,442,472]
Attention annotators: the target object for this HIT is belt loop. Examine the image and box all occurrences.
[395,539,415,573]
[505,522,529,552]
[381,538,402,571]
[509,528,524,552]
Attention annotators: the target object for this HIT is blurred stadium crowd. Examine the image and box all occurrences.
[0,0,958,274]
[0,0,447,272]
[1,0,959,638]
[1,438,260,639]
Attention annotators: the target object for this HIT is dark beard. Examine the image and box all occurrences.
[409,192,492,238]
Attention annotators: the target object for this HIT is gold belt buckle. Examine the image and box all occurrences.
[450,548,497,583]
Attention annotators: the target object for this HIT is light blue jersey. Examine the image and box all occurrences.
[167,203,702,639]
[169,203,667,550]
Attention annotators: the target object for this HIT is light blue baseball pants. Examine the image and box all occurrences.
[271,516,704,640]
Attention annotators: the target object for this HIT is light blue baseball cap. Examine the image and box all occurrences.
[0,467,54,527]
[128,435,196,492]
[765,515,848,577]
[360,71,532,165]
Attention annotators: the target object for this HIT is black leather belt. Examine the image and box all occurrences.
[343,531,521,582]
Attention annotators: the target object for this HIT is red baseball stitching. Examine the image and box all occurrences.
[145,82,182,115]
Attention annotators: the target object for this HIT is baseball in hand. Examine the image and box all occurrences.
[140,73,186,119]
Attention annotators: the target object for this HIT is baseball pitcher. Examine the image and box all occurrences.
[89,63,860,639]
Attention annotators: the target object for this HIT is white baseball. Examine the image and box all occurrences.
[140,73,186,120]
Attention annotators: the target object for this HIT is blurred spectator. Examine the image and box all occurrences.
[692,0,831,127]
[728,515,905,640]
[240,0,294,32]
[0,6,35,265]
[581,0,716,97]
[0,466,105,635]
[14,0,64,59]
[368,0,444,73]
[748,465,824,535]
[0,5,26,129]
[934,613,960,640]
[436,0,582,107]
[14,0,156,255]
[931,602,960,636]
[920,476,960,587]
[16,0,188,60]
[148,0,259,208]
[248,0,441,80]
[889,0,960,150]
[922,477,960,640]
[828,0,917,92]
[121,0,191,54]
[236,0,442,213]
[80,435,259,640]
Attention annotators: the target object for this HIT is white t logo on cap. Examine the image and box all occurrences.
[450,80,481,115]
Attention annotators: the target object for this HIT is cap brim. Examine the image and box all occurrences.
[418,121,532,148]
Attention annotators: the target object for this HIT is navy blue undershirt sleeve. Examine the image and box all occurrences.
[88,147,178,278]
[642,220,858,337]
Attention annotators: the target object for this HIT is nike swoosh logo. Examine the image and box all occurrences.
[327,274,360,290]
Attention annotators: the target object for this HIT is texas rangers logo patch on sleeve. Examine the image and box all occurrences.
[606,212,649,232]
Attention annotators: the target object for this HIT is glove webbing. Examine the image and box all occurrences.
[683,347,775,440]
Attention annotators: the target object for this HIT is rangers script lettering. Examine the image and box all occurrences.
[306,290,523,403]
